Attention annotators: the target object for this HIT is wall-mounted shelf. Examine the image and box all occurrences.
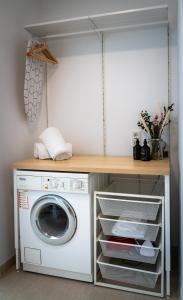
[24,5,168,39]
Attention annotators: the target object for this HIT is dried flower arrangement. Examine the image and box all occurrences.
[137,104,174,139]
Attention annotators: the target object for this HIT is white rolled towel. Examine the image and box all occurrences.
[56,143,72,161]
[34,143,51,160]
[40,127,67,160]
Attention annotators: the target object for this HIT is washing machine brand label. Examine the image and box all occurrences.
[18,177,26,181]
[18,191,29,209]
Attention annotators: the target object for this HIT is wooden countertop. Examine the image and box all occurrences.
[13,155,170,176]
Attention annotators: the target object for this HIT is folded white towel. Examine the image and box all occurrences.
[56,143,72,160]
[112,221,145,240]
[40,127,67,160]
[34,143,51,160]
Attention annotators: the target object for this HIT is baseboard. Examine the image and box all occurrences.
[0,256,15,277]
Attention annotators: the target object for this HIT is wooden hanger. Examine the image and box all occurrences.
[26,43,58,64]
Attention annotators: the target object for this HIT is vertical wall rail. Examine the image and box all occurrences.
[165,175,171,296]
[45,63,49,128]
[101,33,106,156]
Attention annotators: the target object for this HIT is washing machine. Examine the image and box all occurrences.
[16,170,105,282]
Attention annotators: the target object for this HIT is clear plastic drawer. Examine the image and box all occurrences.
[99,236,160,264]
[97,255,161,289]
[99,218,160,241]
[98,197,161,221]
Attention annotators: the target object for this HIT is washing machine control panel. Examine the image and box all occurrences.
[42,177,88,193]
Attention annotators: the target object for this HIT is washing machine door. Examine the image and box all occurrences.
[31,194,77,245]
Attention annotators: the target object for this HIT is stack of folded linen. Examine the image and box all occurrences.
[112,219,146,240]
[34,127,72,161]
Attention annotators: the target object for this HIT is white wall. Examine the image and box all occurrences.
[0,0,46,266]
[47,35,104,154]
[47,26,168,156]
[104,26,168,155]
[39,0,168,22]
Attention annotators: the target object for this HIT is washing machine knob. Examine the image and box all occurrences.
[72,180,82,190]
[51,179,58,189]
[60,181,65,188]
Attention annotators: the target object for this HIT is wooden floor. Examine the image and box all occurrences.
[0,264,179,300]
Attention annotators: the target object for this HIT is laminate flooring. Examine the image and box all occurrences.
[0,264,179,300]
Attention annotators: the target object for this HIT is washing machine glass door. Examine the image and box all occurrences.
[31,195,77,245]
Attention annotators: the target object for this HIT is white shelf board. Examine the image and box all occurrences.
[24,5,168,39]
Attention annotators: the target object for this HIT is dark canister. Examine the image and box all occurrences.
[141,139,150,161]
[133,139,141,160]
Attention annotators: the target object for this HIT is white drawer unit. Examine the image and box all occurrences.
[94,176,165,297]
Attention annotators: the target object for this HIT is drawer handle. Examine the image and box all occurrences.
[99,217,161,226]
[97,196,162,205]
